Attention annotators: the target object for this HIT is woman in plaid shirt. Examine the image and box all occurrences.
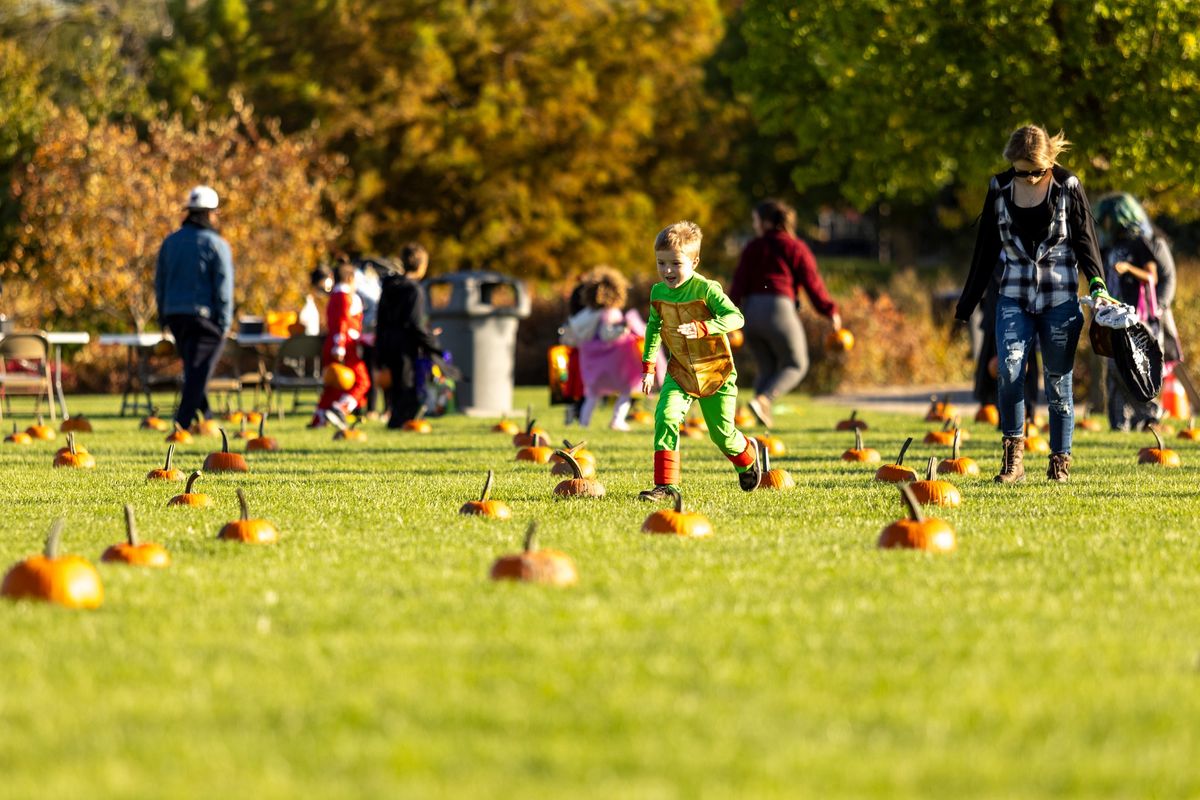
[955,125,1114,484]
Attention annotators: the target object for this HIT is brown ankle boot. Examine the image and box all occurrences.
[1047,452,1071,482]
[994,436,1026,484]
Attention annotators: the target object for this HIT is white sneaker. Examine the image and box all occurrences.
[609,420,631,431]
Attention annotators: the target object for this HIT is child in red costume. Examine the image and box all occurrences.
[313,263,370,425]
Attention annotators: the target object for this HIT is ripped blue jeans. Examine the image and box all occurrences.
[995,296,1083,454]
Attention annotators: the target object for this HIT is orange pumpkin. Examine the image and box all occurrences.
[492,415,520,434]
[203,428,249,473]
[1076,412,1103,432]
[516,444,554,464]
[60,415,93,433]
[222,408,244,424]
[727,328,744,349]
[937,429,980,476]
[641,487,713,537]
[1,518,103,608]
[218,488,280,544]
[53,432,96,469]
[245,411,264,425]
[924,418,958,446]
[168,471,212,507]
[101,505,170,567]
[875,437,918,482]
[877,484,957,552]
[680,424,706,440]
[141,409,171,431]
[1137,427,1181,467]
[4,422,31,445]
[909,456,962,507]
[825,327,855,353]
[147,443,186,482]
[232,417,254,440]
[25,415,55,440]
[246,417,280,452]
[1177,417,1200,441]
[628,409,654,424]
[1025,434,1050,454]
[323,363,356,391]
[489,522,578,586]
[974,404,1000,426]
[333,420,368,442]
[841,427,881,463]
[402,406,433,433]
[835,409,868,431]
[552,450,606,498]
[924,395,957,423]
[551,439,597,477]
[459,470,513,519]
[165,422,193,444]
[755,433,786,457]
[512,413,550,448]
[757,446,795,490]
[734,406,755,428]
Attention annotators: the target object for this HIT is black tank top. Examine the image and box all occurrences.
[1008,191,1052,257]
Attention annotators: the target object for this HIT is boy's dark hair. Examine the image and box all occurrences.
[400,242,428,273]
[754,199,796,234]
[309,265,333,289]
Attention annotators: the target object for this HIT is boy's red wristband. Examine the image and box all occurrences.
[642,361,655,374]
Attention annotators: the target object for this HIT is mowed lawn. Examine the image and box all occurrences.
[1,388,1198,799]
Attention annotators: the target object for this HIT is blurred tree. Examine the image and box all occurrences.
[735,0,1200,222]
[6,101,343,331]
[152,0,740,278]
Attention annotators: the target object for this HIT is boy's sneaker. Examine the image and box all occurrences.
[738,438,764,492]
[638,485,675,502]
[748,396,774,428]
[323,407,348,430]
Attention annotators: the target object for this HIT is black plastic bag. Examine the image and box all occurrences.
[1109,320,1163,403]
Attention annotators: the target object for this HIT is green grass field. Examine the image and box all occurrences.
[1,389,1198,799]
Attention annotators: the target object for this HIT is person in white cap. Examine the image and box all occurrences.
[154,185,235,428]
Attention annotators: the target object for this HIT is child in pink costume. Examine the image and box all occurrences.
[561,267,646,430]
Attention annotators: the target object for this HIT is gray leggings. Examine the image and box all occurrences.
[741,293,809,399]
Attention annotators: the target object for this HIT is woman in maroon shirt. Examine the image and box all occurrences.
[729,200,840,427]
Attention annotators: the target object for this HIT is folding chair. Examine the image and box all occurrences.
[0,332,57,422]
[266,335,325,419]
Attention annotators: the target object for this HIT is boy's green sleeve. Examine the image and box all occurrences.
[642,296,662,369]
[698,278,745,336]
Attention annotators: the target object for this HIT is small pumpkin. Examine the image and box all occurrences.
[165,422,193,444]
[1076,411,1103,432]
[147,443,186,482]
[222,408,244,424]
[841,428,881,463]
[875,437,918,483]
[190,412,221,437]
[53,432,95,469]
[909,456,962,507]
[552,450,606,498]
[757,446,795,490]
[25,414,56,440]
[877,483,957,552]
[628,409,654,424]
[245,411,264,425]
[685,411,708,432]
[60,415,93,433]
[754,433,786,457]
[233,417,254,440]
[1177,417,1200,441]
[218,488,280,544]
[101,505,170,568]
[825,327,855,353]
[1137,427,1182,467]
[323,362,356,391]
[489,522,578,586]
[141,409,171,431]
[551,439,596,477]
[492,415,520,434]
[459,470,513,519]
[641,487,713,537]
[246,417,280,452]
[924,418,958,446]
[402,405,433,433]
[974,404,1000,426]
[168,471,212,507]
[835,409,868,431]
[680,424,706,439]
[202,428,249,472]
[937,429,980,476]
[333,418,368,442]
[4,422,31,445]
[727,328,744,349]
[734,406,756,427]
[1,518,103,608]
[1025,434,1051,454]
[924,395,957,423]
[512,411,550,448]
[516,445,554,464]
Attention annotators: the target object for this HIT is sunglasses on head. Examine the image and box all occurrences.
[1013,167,1048,179]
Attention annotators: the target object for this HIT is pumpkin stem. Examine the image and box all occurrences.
[952,429,961,460]
[925,455,937,481]
[849,409,857,421]
[1151,426,1165,452]
[553,449,584,480]
[525,417,537,436]
[760,441,771,473]
[44,517,65,559]
[184,470,201,494]
[10,422,16,435]
[236,487,250,520]
[525,404,533,430]
[219,427,230,453]
[239,417,247,434]
[854,427,863,451]
[523,520,537,552]
[124,504,139,547]
[164,443,175,470]
[67,431,77,455]
[173,421,185,435]
[942,417,953,432]
[667,485,683,513]
[895,436,913,465]
[899,483,925,523]
[258,416,266,438]
[562,438,587,453]
[480,469,495,503]
[37,413,44,426]
[415,404,427,421]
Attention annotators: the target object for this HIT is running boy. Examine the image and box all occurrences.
[638,221,762,501]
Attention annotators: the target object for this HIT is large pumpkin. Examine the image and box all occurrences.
[878,484,956,552]
[489,522,577,586]
[1,519,103,608]
[875,437,918,482]
[641,487,713,537]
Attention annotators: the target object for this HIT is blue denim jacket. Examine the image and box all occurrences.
[155,221,235,331]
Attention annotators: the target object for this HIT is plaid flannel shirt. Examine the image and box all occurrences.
[995,173,1078,314]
